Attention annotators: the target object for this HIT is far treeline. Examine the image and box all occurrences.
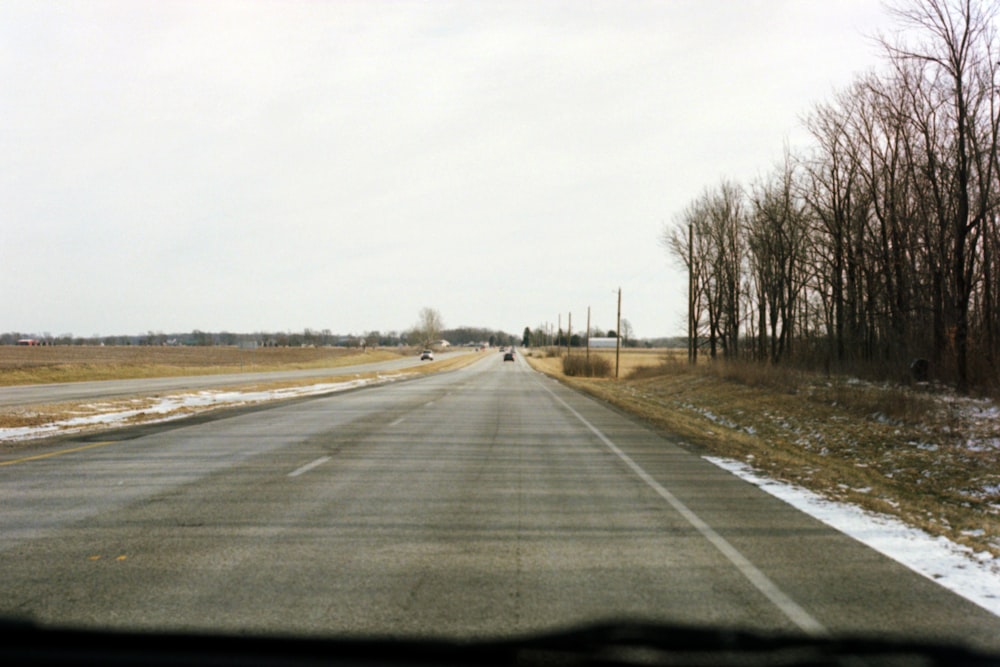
[665,0,1000,393]
[1,327,520,349]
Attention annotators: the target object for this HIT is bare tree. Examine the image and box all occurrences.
[662,0,1000,391]
[748,154,810,363]
[662,182,745,360]
[705,181,745,359]
[803,87,871,366]
[882,0,1000,391]
[414,307,444,348]
[663,201,708,363]
[620,318,634,346]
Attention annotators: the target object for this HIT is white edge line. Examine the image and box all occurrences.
[705,455,1000,618]
[288,456,331,478]
[539,382,828,637]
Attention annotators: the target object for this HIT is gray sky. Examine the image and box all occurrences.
[2,1,892,340]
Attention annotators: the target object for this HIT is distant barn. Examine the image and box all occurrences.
[16,339,40,346]
[588,337,620,349]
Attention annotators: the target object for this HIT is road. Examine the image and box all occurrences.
[0,351,466,407]
[2,352,999,649]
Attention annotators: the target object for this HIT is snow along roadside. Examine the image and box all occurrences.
[705,456,1000,618]
[0,374,410,443]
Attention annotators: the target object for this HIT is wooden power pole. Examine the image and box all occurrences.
[688,221,695,365]
[616,287,621,379]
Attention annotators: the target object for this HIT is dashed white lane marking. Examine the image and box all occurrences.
[288,456,331,478]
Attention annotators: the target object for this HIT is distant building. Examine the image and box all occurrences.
[16,339,40,346]
[588,337,620,349]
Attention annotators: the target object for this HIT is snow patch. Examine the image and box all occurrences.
[705,456,1000,618]
[0,375,408,443]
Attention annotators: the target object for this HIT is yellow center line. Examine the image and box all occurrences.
[0,440,119,467]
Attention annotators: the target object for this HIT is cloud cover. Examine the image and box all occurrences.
[1,1,890,338]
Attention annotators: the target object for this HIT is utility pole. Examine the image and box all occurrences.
[688,220,695,365]
[586,306,591,362]
[616,287,622,379]
[568,312,572,355]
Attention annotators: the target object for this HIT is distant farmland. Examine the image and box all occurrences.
[0,345,403,386]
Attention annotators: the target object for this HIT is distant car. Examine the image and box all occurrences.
[503,352,514,362]
[420,350,434,361]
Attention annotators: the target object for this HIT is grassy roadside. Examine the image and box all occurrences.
[526,349,1000,559]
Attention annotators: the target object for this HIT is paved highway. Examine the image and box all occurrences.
[0,351,466,407]
[2,352,999,649]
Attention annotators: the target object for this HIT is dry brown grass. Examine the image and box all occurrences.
[562,354,612,377]
[401,349,488,375]
[527,346,673,379]
[527,350,1000,559]
[0,346,402,385]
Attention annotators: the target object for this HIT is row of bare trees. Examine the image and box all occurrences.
[666,0,1000,392]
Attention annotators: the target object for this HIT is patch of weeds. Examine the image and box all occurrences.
[562,355,612,378]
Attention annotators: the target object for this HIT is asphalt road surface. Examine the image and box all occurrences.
[0,351,465,407]
[2,352,999,650]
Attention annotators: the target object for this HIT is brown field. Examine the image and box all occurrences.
[0,345,405,386]
[527,347,1000,559]
[526,346,677,378]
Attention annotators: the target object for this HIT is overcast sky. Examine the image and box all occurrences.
[2,1,894,340]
